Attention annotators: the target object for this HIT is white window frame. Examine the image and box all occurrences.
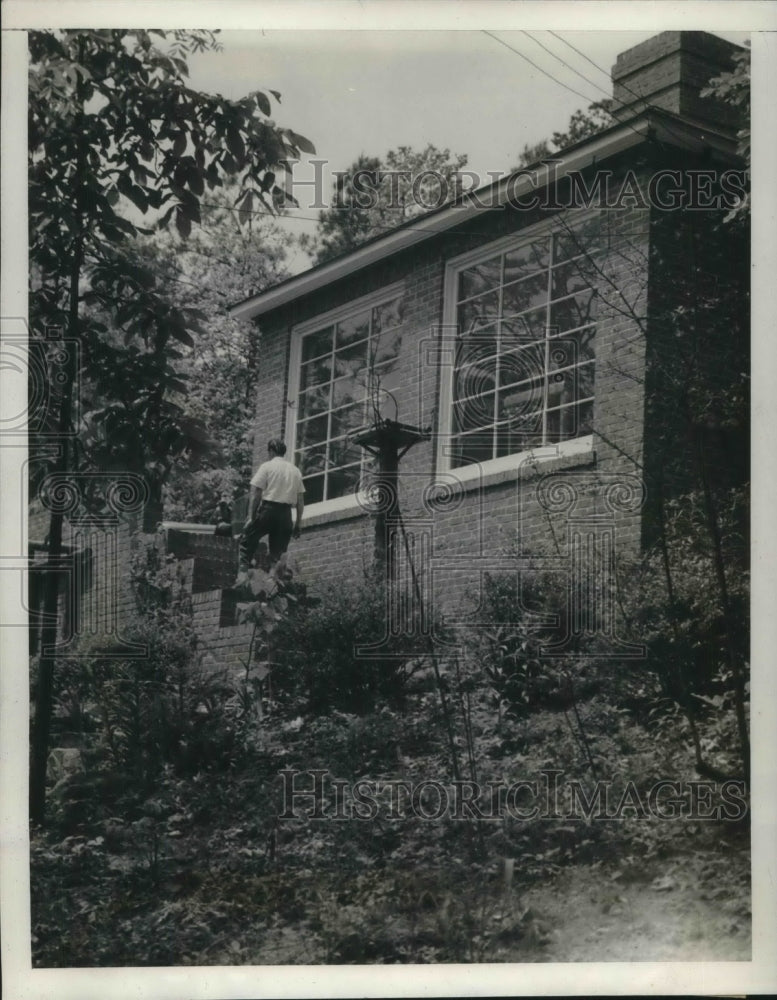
[286,281,405,518]
[437,221,596,482]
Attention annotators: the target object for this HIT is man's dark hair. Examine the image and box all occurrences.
[268,438,287,456]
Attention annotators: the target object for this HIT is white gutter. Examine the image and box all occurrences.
[229,112,736,322]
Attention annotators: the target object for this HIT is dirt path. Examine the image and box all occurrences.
[504,851,751,963]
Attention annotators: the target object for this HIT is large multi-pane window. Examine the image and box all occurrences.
[448,230,597,469]
[292,291,403,504]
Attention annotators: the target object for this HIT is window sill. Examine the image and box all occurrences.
[301,497,369,528]
[300,441,596,526]
[442,440,596,494]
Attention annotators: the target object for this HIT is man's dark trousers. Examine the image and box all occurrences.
[239,500,293,567]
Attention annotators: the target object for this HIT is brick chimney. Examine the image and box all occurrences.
[611,31,745,134]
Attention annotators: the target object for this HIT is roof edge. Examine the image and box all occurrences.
[229,109,738,322]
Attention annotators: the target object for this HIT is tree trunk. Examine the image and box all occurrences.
[29,47,86,824]
[29,258,82,825]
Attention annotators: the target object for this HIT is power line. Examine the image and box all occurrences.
[480,28,662,154]
[485,28,713,161]
[521,30,616,107]
[549,29,738,155]
[549,31,614,78]
[481,30,602,108]
[549,30,649,116]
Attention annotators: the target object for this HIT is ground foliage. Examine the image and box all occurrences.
[31,514,750,966]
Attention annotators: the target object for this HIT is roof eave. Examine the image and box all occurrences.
[229,110,737,322]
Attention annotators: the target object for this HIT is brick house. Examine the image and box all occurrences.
[224,30,748,640]
[32,31,747,668]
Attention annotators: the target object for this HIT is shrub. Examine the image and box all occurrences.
[620,486,749,776]
[466,570,591,719]
[50,540,242,808]
[271,578,421,715]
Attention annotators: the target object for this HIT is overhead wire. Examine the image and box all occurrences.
[547,29,737,153]
[174,30,725,244]
[483,29,740,165]
[521,30,617,107]
[548,29,654,119]
[148,31,741,280]
[480,29,664,152]
[481,29,602,107]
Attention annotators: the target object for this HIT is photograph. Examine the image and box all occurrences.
[2,2,776,997]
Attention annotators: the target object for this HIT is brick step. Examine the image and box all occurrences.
[164,528,240,594]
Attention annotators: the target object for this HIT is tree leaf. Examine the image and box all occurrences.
[286,130,316,156]
[172,130,187,158]
[226,128,245,166]
[251,90,271,116]
[175,206,191,239]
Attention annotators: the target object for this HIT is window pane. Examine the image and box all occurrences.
[458,290,499,336]
[546,362,595,409]
[453,389,495,434]
[456,334,498,366]
[297,443,327,477]
[327,439,362,469]
[501,307,547,347]
[294,293,407,504]
[373,328,402,366]
[335,311,370,348]
[296,413,329,450]
[450,432,494,468]
[299,354,332,391]
[331,374,365,410]
[548,328,595,371]
[499,344,546,390]
[297,385,331,420]
[503,239,550,284]
[458,255,502,301]
[502,272,548,317]
[546,399,593,441]
[454,346,497,402]
[448,228,595,465]
[550,288,596,333]
[551,259,592,299]
[333,339,369,378]
[301,326,333,363]
[496,419,542,457]
[546,367,577,409]
[303,474,325,505]
[373,296,403,334]
[554,231,585,265]
[327,462,362,499]
[498,378,544,424]
[330,401,366,440]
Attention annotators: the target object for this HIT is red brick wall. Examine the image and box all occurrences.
[249,164,660,611]
[191,589,254,678]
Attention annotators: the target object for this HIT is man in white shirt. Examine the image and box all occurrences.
[238,438,305,570]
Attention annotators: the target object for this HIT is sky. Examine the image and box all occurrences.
[184,28,749,270]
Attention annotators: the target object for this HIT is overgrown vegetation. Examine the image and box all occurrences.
[31,489,750,964]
